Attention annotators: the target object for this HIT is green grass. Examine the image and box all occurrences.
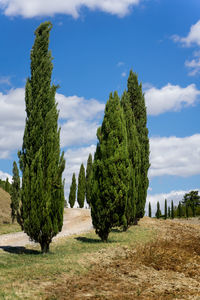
[0,225,155,300]
[0,223,21,235]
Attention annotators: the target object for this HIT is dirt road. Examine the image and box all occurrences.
[0,208,92,247]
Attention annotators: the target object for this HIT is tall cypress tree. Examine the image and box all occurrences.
[10,161,21,223]
[69,173,76,208]
[148,202,152,218]
[127,70,150,221]
[121,91,140,226]
[86,153,93,206]
[77,163,86,208]
[164,199,167,220]
[5,178,10,194]
[18,22,65,253]
[168,206,171,218]
[91,92,130,241]
[171,200,174,219]
[155,201,161,219]
[178,201,182,218]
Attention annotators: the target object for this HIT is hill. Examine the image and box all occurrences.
[0,187,12,224]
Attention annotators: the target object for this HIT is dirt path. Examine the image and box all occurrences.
[0,208,92,247]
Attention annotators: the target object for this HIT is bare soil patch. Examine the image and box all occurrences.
[45,217,200,300]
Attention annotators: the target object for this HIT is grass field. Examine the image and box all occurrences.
[0,223,153,300]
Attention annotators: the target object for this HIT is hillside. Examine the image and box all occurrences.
[0,187,11,224]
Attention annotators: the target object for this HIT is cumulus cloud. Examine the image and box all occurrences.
[0,0,141,18]
[172,20,200,47]
[145,83,200,115]
[0,88,104,158]
[149,134,200,178]
[146,189,200,217]
[0,170,12,182]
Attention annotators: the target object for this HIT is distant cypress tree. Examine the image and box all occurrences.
[77,164,86,208]
[10,161,21,223]
[186,203,189,218]
[121,91,140,226]
[18,22,65,253]
[164,199,167,220]
[155,201,161,219]
[148,202,152,218]
[5,178,10,194]
[86,154,93,206]
[127,70,150,221]
[168,206,171,218]
[171,200,174,219]
[69,173,76,208]
[178,201,183,218]
[91,92,130,241]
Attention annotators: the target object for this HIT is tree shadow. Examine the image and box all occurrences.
[75,236,116,244]
[111,228,123,233]
[0,246,41,255]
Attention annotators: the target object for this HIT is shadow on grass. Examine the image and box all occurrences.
[75,236,116,244]
[0,246,41,255]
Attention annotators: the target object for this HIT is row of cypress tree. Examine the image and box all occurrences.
[90,71,150,241]
[69,154,93,208]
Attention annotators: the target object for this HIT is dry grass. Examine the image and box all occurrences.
[0,187,12,224]
[45,218,200,300]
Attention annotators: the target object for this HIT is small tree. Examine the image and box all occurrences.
[178,201,182,218]
[69,173,76,208]
[164,199,167,220]
[148,202,152,218]
[5,178,10,194]
[86,154,93,206]
[171,200,174,219]
[168,206,171,218]
[77,164,86,208]
[155,201,161,219]
[10,161,21,223]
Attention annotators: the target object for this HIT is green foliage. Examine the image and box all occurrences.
[77,164,86,208]
[168,206,171,218]
[164,199,167,220]
[148,202,152,218]
[155,201,161,219]
[127,70,150,220]
[171,200,174,219]
[91,92,130,241]
[10,161,21,223]
[86,153,93,206]
[182,191,200,217]
[0,178,11,194]
[177,201,183,218]
[69,173,76,208]
[121,91,140,226]
[18,22,65,253]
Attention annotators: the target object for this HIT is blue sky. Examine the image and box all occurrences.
[0,0,200,214]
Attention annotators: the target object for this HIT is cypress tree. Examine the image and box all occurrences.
[171,200,174,219]
[69,173,76,208]
[18,22,65,253]
[148,202,152,218]
[164,199,167,219]
[5,178,10,194]
[91,92,130,241]
[77,163,86,208]
[168,206,171,218]
[155,201,161,219]
[86,153,93,206]
[10,161,21,223]
[127,70,150,221]
[121,91,140,226]
[178,201,182,218]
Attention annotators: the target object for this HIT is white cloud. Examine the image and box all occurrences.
[185,51,200,76]
[121,72,127,77]
[146,189,200,216]
[145,83,200,115]
[0,170,12,182]
[172,20,200,47]
[0,0,141,18]
[0,88,104,157]
[0,76,11,86]
[150,134,200,178]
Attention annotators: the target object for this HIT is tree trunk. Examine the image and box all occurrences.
[41,242,50,254]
